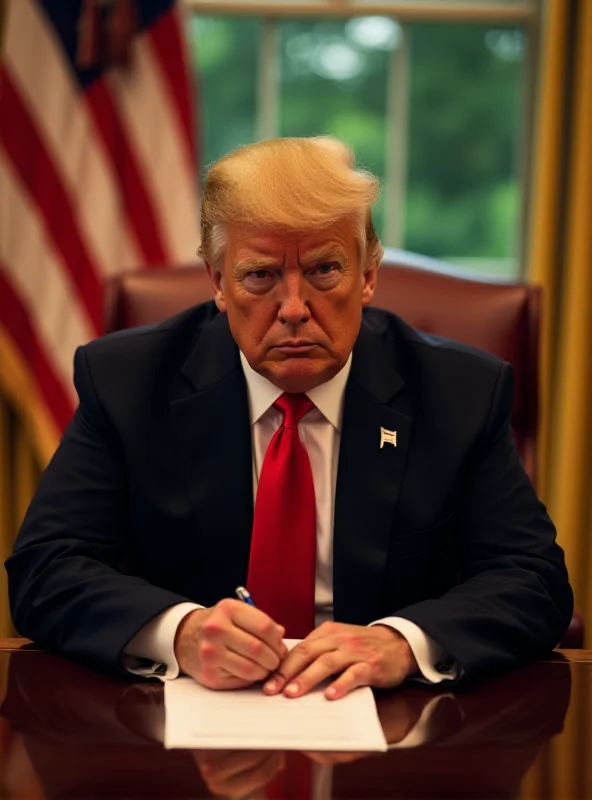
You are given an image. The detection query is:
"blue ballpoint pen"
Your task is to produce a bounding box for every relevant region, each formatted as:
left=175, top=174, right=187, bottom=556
left=235, top=586, right=256, bottom=606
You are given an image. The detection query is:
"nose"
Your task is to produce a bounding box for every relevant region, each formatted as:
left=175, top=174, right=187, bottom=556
left=277, top=271, right=311, bottom=325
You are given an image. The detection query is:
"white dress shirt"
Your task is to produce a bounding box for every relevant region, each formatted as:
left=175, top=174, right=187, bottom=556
left=124, top=353, right=458, bottom=683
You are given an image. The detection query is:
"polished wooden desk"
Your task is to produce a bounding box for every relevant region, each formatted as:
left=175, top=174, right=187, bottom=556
left=0, top=641, right=590, bottom=799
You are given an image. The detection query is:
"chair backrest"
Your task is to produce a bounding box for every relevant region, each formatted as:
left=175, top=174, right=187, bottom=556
left=103, top=251, right=540, bottom=484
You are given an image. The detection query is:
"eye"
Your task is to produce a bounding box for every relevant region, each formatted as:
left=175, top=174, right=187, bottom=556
left=249, top=269, right=273, bottom=280
left=242, top=268, right=277, bottom=294
left=313, top=262, right=339, bottom=275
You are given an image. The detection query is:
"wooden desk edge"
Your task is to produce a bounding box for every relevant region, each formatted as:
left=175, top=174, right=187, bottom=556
left=0, top=639, right=590, bottom=660
left=0, top=638, right=36, bottom=650
left=548, top=648, right=592, bottom=662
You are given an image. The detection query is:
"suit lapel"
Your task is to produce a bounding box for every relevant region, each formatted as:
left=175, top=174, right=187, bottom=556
left=333, top=321, right=412, bottom=624
left=170, top=313, right=254, bottom=600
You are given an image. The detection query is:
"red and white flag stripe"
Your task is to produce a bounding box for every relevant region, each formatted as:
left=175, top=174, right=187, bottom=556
left=0, top=0, right=199, bottom=463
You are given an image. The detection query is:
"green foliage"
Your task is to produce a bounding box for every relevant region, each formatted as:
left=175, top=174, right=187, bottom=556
left=188, top=17, right=261, bottom=167
left=187, top=16, right=524, bottom=275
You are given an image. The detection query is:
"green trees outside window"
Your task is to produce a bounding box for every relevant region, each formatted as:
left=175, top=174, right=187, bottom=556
left=187, top=17, right=525, bottom=276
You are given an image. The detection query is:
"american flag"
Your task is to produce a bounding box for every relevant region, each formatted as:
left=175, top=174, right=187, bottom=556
left=0, top=0, right=199, bottom=463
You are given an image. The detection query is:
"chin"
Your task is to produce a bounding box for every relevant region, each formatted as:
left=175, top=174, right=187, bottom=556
left=265, top=360, right=338, bottom=393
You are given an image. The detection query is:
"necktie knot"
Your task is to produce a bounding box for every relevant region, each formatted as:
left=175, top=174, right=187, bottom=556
left=274, top=393, right=314, bottom=428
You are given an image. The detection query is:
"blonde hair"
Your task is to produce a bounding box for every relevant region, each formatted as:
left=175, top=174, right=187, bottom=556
left=198, top=136, right=383, bottom=269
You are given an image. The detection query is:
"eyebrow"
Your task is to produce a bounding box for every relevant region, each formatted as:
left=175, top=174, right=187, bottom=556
left=299, top=244, right=349, bottom=267
left=233, top=243, right=350, bottom=274
left=233, top=256, right=281, bottom=275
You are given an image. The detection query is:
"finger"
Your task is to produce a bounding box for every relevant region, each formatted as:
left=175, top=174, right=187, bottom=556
left=224, top=600, right=286, bottom=654
left=223, top=626, right=284, bottom=672
left=199, top=648, right=270, bottom=687
left=283, top=650, right=356, bottom=698
left=268, top=623, right=355, bottom=691
left=220, top=649, right=272, bottom=683
left=200, top=669, right=254, bottom=690
left=263, top=637, right=331, bottom=695
left=324, top=663, right=373, bottom=700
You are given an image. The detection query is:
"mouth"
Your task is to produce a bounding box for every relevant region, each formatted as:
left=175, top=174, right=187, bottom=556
left=272, top=340, right=318, bottom=355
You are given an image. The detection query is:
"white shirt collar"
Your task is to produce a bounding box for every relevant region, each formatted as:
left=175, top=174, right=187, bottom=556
left=239, top=351, right=352, bottom=431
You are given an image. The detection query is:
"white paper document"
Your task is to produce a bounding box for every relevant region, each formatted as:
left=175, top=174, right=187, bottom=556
left=164, top=680, right=387, bottom=751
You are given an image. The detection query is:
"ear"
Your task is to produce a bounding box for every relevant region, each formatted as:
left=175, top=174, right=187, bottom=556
left=205, top=261, right=227, bottom=312
left=361, top=260, right=379, bottom=307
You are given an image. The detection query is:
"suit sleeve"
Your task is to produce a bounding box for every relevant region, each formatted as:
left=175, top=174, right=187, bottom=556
left=394, top=362, right=573, bottom=682
left=5, top=346, right=191, bottom=675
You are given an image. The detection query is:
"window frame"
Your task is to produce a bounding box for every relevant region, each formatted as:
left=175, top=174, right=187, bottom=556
left=182, top=1, right=536, bottom=23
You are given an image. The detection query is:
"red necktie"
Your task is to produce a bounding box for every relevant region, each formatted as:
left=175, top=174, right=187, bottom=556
left=266, top=752, right=312, bottom=800
left=247, top=393, right=316, bottom=638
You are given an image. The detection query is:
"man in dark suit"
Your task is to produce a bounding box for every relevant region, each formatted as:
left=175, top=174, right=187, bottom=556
left=6, top=137, right=572, bottom=698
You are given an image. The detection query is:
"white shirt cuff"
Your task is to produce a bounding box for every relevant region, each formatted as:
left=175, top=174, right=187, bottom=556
left=369, top=616, right=460, bottom=683
left=122, top=602, right=203, bottom=681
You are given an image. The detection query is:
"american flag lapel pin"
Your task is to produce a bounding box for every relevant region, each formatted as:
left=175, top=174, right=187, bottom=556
left=380, top=427, right=397, bottom=448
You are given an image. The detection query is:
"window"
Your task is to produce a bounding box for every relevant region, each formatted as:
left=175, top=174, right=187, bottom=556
left=184, top=1, right=535, bottom=277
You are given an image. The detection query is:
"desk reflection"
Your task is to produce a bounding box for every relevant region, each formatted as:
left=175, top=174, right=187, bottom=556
left=0, top=650, right=571, bottom=799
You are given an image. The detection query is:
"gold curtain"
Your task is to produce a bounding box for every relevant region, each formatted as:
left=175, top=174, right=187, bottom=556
left=0, top=398, right=42, bottom=639
left=0, top=334, right=63, bottom=641
left=527, top=0, right=592, bottom=646
left=0, top=331, right=54, bottom=639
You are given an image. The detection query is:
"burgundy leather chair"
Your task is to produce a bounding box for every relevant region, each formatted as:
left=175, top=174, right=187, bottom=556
left=103, top=250, right=584, bottom=648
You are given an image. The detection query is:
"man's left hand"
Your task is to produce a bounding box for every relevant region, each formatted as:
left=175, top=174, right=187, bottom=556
left=263, top=622, right=418, bottom=700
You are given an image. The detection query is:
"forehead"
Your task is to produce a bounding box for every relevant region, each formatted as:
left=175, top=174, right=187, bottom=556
left=226, top=217, right=359, bottom=262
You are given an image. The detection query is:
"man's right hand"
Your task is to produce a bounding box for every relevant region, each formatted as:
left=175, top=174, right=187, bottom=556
left=174, top=600, right=287, bottom=689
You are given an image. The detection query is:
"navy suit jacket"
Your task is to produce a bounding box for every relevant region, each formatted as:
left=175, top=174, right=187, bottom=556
left=6, top=304, right=573, bottom=681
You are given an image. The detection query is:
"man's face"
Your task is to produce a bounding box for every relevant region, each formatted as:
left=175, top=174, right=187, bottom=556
left=206, top=216, right=378, bottom=392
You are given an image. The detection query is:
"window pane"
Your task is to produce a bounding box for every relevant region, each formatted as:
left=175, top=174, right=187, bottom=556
left=405, top=24, right=525, bottom=275
left=278, top=19, right=391, bottom=239
left=186, top=16, right=260, bottom=176
left=187, top=14, right=526, bottom=277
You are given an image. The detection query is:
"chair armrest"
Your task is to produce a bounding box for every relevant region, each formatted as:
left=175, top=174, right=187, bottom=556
left=559, top=610, right=585, bottom=649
